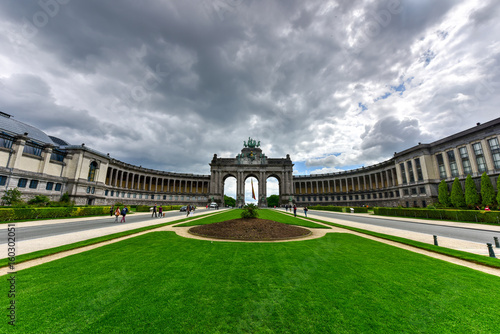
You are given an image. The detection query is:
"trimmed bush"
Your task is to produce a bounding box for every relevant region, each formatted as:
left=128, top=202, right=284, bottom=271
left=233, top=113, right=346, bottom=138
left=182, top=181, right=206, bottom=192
left=481, top=172, right=496, bottom=206
left=438, top=180, right=451, bottom=207
left=241, top=203, right=259, bottom=218
left=373, top=207, right=500, bottom=224
left=450, top=177, right=465, bottom=208
left=465, top=174, right=479, bottom=208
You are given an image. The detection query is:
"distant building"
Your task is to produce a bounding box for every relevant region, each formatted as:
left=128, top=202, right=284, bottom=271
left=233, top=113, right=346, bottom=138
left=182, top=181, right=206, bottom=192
left=0, top=111, right=498, bottom=207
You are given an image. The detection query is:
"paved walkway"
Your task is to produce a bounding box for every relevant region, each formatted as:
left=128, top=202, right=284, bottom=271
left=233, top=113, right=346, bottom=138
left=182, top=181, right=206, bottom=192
left=2, top=209, right=500, bottom=277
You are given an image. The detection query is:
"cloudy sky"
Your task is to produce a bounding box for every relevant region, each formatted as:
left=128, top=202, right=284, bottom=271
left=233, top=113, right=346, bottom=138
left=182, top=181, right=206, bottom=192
left=1, top=0, right=499, bottom=182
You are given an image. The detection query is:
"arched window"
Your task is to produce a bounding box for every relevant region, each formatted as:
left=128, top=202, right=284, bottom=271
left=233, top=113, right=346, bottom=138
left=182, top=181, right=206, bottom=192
left=88, top=161, right=98, bottom=182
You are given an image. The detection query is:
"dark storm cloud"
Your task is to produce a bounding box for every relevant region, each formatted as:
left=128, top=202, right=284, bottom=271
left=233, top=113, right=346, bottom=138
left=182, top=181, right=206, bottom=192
left=0, top=0, right=497, bottom=174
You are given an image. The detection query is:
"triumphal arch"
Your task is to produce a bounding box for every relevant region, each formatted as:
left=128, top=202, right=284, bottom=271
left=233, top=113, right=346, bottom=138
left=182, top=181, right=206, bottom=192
left=209, top=138, right=294, bottom=207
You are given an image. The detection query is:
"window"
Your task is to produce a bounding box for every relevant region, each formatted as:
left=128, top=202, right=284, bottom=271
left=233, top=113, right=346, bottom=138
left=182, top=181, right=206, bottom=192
left=403, top=189, right=409, bottom=196
left=23, top=142, right=43, bottom=156
left=127, top=193, right=131, bottom=198
left=163, top=195, right=166, bottom=200
left=419, top=187, right=426, bottom=194
left=411, top=188, right=417, bottom=195
left=18, top=178, right=27, bottom=188
left=50, top=149, right=65, bottom=162
left=436, top=154, right=447, bottom=179
left=373, top=194, right=377, bottom=199
left=0, top=133, right=13, bottom=149
left=0, top=175, right=7, bottom=186
left=29, top=180, right=38, bottom=189
left=105, top=190, right=109, bottom=196
left=55, top=183, right=62, bottom=191
left=400, top=163, right=407, bottom=184
left=133, top=193, right=137, bottom=198
left=459, top=147, right=472, bottom=174
left=46, top=182, right=54, bottom=190
left=488, top=137, right=500, bottom=169
left=447, top=151, right=458, bottom=177
left=407, top=161, right=415, bottom=183
left=472, top=142, right=487, bottom=172
left=367, top=194, right=371, bottom=199
left=111, top=190, right=114, bottom=196
left=337, top=196, right=341, bottom=201
left=86, top=186, right=91, bottom=193
left=415, top=158, right=423, bottom=181
left=88, top=161, right=98, bottom=182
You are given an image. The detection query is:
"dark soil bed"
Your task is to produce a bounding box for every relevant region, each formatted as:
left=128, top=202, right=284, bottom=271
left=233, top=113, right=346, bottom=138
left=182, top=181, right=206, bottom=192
left=188, top=218, right=311, bottom=241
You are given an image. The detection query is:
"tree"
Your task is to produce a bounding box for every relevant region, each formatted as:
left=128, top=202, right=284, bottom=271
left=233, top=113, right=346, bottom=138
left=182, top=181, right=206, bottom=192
left=480, top=172, right=495, bottom=206
left=1, top=188, right=23, bottom=205
left=497, top=176, right=500, bottom=208
left=241, top=203, right=259, bottom=219
left=60, top=192, right=71, bottom=203
left=465, top=174, right=479, bottom=208
left=267, top=194, right=280, bottom=207
left=450, top=178, right=465, bottom=208
left=224, top=195, right=236, bottom=208
left=438, top=180, right=451, bottom=207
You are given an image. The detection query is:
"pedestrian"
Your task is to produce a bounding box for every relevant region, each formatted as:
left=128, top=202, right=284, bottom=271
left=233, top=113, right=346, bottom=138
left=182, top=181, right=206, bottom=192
left=293, top=204, right=297, bottom=217
left=304, top=206, right=308, bottom=217
left=114, top=206, right=121, bottom=223
left=110, top=205, right=114, bottom=216
left=158, top=205, right=163, bottom=218
left=120, top=206, right=128, bottom=223
left=191, top=205, right=195, bottom=216
left=206, top=204, right=208, bottom=209
left=485, top=205, right=491, bottom=211
left=186, top=204, right=191, bottom=217
left=152, top=204, right=157, bottom=218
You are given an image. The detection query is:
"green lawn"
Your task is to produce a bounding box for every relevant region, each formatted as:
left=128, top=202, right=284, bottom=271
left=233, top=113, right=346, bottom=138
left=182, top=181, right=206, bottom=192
left=176, top=209, right=330, bottom=229
left=3, top=231, right=500, bottom=333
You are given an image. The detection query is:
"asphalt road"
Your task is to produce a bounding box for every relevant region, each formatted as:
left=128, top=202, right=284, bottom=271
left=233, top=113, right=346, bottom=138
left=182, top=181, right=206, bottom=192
left=2, top=208, right=220, bottom=242
left=307, top=210, right=500, bottom=244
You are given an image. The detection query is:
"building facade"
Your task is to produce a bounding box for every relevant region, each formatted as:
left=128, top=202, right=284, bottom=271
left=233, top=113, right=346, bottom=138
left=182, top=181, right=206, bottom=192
left=0, top=112, right=498, bottom=207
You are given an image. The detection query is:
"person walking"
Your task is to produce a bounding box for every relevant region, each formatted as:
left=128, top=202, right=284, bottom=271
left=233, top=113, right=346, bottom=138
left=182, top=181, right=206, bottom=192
left=120, top=206, right=129, bottom=223
left=152, top=204, right=157, bottom=218
left=114, top=206, right=121, bottom=223
left=109, top=205, right=114, bottom=216
left=158, top=205, right=163, bottom=218
left=293, top=204, right=297, bottom=217
left=304, top=206, right=308, bottom=217
left=186, top=204, right=191, bottom=217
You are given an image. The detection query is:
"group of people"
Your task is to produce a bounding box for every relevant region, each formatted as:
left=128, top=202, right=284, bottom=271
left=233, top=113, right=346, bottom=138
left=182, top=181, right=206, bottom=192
left=282, top=204, right=308, bottom=217
left=109, top=205, right=129, bottom=223
left=186, top=204, right=195, bottom=217
left=151, top=204, right=164, bottom=218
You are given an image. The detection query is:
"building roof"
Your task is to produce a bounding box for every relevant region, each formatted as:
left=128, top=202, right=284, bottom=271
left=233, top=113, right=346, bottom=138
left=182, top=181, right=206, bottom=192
left=0, top=112, right=64, bottom=146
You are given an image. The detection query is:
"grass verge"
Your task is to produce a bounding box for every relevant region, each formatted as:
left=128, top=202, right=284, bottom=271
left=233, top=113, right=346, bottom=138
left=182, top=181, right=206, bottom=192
left=278, top=210, right=500, bottom=269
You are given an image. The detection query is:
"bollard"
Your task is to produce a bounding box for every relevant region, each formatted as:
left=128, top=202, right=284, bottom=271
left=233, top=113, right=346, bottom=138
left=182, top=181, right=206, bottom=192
left=433, top=235, right=438, bottom=246
left=487, top=243, right=496, bottom=258
left=494, top=237, right=500, bottom=249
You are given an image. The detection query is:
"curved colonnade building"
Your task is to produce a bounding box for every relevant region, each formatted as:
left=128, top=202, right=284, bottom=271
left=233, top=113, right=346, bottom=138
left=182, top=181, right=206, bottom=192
left=0, top=111, right=498, bottom=207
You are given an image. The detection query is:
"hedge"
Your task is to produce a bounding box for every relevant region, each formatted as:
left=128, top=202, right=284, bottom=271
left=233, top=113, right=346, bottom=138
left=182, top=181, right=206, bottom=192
left=309, top=205, right=369, bottom=213
left=0, top=206, right=110, bottom=222
left=373, top=207, right=500, bottom=224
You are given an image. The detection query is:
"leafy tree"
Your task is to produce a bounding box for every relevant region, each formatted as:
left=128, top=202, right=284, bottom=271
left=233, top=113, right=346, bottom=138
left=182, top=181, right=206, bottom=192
left=241, top=203, right=259, bottom=219
left=28, top=195, right=51, bottom=206
left=497, top=177, right=500, bottom=208
left=450, top=178, right=465, bottom=208
left=465, top=175, right=479, bottom=208
left=480, top=172, right=495, bottom=206
left=438, top=180, right=451, bottom=207
left=1, top=188, right=23, bottom=205
left=60, top=192, right=71, bottom=203
left=267, top=194, right=280, bottom=207
left=224, top=195, right=236, bottom=208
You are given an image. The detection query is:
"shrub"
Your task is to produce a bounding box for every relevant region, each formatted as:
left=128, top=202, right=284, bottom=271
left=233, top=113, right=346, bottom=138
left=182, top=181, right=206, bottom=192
left=28, top=195, right=51, bottom=206
left=450, top=177, right=465, bottom=208
left=60, top=192, right=71, bottom=203
left=241, top=203, right=259, bottom=219
left=309, top=205, right=368, bottom=213
left=373, top=207, right=500, bottom=224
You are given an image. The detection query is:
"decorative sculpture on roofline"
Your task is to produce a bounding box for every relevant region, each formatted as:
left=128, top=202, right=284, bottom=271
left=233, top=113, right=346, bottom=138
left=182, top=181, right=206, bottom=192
left=244, top=137, right=260, bottom=148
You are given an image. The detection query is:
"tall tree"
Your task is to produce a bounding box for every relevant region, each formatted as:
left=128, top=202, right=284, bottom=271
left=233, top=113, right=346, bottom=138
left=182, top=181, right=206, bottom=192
left=480, top=172, right=495, bottom=206
left=438, top=179, right=451, bottom=207
left=497, top=177, right=500, bottom=208
left=267, top=194, right=280, bottom=207
left=450, top=177, right=465, bottom=208
left=465, top=174, right=479, bottom=208
left=224, top=195, right=236, bottom=208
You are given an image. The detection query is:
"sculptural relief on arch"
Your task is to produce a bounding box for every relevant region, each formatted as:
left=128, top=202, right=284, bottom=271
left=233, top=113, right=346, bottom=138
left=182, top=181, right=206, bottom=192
left=209, top=138, right=294, bottom=207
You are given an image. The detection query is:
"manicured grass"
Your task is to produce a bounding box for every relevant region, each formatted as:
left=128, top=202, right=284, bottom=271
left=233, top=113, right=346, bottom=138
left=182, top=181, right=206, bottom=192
left=175, top=209, right=330, bottom=229
left=287, top=211, right=500, bottom=269
left=0, top=211, right=224, bottom=268
left=3, top=232, right=500, bottom=333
